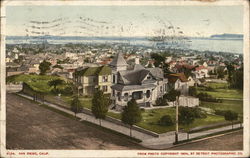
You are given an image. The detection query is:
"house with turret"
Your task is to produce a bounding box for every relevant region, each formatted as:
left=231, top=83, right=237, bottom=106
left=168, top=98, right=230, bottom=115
left=110, top=53, right=168, bottom=110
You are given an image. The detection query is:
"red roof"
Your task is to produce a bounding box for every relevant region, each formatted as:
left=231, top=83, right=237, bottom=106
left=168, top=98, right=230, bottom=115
left=167, top=72, right=188, bottom=83
left=195, top=65, right=206, bottom=71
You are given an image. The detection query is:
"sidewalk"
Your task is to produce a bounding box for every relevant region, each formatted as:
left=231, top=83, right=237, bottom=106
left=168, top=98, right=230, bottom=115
left=17, top=93, right=243, bottom=149
left=18, top=93, right=155, bottom=141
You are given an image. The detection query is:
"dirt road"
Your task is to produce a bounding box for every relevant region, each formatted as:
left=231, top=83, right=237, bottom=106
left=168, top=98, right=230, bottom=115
left=170, top=130, right=243, bottom=150
left=6, top=93, right=144, bottom=150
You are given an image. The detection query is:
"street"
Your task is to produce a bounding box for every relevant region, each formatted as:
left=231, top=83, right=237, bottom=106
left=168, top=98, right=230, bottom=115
left=6, top=93, right=144, bottom=150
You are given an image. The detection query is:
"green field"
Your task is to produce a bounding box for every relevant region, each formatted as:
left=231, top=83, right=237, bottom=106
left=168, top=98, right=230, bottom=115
left=197, top=82, right=243, bottom=99
left=7, top=74, right=68, bottom=93
left=135, top=107, right=225, bottom=134
left=200, top=100, right=243, bottom=116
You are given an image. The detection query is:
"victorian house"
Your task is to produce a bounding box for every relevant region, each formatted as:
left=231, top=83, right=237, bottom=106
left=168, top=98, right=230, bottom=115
left=110, top=53, right=168, bottom=111
left=74, top=66, right=112, bottom=96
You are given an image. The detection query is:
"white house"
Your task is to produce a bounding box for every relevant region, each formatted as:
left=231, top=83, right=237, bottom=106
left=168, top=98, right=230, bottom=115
left=110, top=53, right=168, bottom=110
left=193, top=65, right=209, bottom=79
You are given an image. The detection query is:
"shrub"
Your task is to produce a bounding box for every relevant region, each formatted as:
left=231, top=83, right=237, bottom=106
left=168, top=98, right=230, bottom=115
left=191, top=107, right=207, bottom=119
left=197, top=92, right=220, bottom=102
left=60, top=86, right=73, bottom=95
left=155, top=98, right=168, bottom=106
left=158, top=115, right=174, bottom=126
left=215, top=109, right=228, bottom=116
left=205, top=86, right=215, bottom=91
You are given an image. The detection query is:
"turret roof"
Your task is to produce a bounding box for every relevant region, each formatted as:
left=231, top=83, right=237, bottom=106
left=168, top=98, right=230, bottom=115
left=109, top=52, right=128, bottom=67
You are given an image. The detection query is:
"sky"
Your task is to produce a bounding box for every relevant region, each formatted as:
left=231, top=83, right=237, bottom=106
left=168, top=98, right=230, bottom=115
left=6, top=5, right=243, bottom=37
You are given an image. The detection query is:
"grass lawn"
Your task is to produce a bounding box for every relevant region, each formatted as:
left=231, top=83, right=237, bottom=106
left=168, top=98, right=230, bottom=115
left=200, top=100, right=243, bottom=117
left=60, top=95, right=92, bottom=109
left=7, top=74, right=67, bottom=93
left=136, top=107, right=226, bottom=134
left=197, top=82, right=243, bottom=99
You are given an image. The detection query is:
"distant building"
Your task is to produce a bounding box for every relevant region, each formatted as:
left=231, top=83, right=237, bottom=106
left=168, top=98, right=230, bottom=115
left=167, top=73, right=189, bottom=96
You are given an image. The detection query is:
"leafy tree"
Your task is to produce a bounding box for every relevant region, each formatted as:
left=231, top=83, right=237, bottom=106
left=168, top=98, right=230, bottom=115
left=165, top=89, right=181, bottom=105
left=151, top=53, right=165, bottom=67
left=48, top=79, right=65, bottom=92
left=158, top=115, right=173, bottom=126
left=229, top=68, right=243, bottom=90
left=189, top=86, right=197, bottom=96
left=70, top=96, right=83, bottom=117
left=39, top=60, right=51, bottom=75
left=179, top=106, right=196, bottom=139
left=162, top=63, right=171, bottom=75
left=216, top=67, right=225, bottom=79
left=224, top=110, right=238, bottom=129
left=91, top=89, right=110, bottom=126
left=226, top=63, right=235, bottom=81
left=121, top=99, right=142, bottom=137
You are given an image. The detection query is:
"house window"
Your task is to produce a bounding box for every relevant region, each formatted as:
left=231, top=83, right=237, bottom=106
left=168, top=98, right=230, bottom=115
left=117, top=92, right=121, bottom=101
left=147, top=76, right=151, bottom=80
left=124, top=93, right=129, bottom=101
left=146, top=90, right=150, bottom=98
left=160, top=86, right=163, bottom=92
left=132, top=91, right=143, bottom=100
left=112, top=90, right=115, bottom=97
left=102, top=85, right=108, bottom=92
left=102, top=76, right=108, bottom=82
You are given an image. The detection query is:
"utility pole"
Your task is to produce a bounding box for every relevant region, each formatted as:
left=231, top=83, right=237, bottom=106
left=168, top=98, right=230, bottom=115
left=175, top=96, right=179, bottom=143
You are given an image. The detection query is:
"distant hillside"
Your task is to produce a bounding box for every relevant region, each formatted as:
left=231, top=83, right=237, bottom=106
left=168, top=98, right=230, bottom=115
left=210, top=33, right=243, bottom=39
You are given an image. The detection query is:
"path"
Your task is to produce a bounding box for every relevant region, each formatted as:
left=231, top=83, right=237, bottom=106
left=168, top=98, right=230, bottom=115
left=17, top=93, right=243, bottom=149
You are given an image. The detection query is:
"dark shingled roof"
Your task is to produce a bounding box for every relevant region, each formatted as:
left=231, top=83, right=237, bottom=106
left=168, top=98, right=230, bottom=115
left=118, top=69, right=150, bottom=85
left=109, top=52, right=128, bottom=67
left=76, top=66, right=111, bottom=76
left=147, top=68, right=164, bottom=79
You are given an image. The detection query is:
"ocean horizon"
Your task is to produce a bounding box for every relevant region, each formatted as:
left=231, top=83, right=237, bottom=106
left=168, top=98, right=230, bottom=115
left=6, top=35, right=243, bottom=54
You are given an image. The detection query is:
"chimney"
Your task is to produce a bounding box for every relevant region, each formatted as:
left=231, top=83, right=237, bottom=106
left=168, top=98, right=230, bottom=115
left=135, top=57, right=140, bottom=64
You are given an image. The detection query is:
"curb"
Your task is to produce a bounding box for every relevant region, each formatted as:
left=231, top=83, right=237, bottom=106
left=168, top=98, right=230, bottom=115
left=167, top=128, right=243, bottom=149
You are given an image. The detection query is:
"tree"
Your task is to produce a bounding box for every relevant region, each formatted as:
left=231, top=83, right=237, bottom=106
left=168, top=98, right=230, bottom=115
left=216, top=67, right=225, bottom=79
left=70, top=96, right=83, bottom=117
left=39, top=60, right=51, bottom=75
left=48, top=79, right=65, bottom=92
left=91, top=89, right=110, bottom=126
left=229, top=68, right=243, bottom=90
left=165, top=89, right=181, bottom=104
left=224, top=110, right=238, bottom=129
left=121, top=99, right=142, bottom=137
left=179, top=107, right=196, bottom=140
left=226, top=63, right=235, bottom=81
left=151, top=53, right=165, bottom=67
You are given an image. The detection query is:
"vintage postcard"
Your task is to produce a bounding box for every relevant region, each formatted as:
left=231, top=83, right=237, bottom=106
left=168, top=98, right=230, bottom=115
left=0, top=0, right=249, bottom=157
